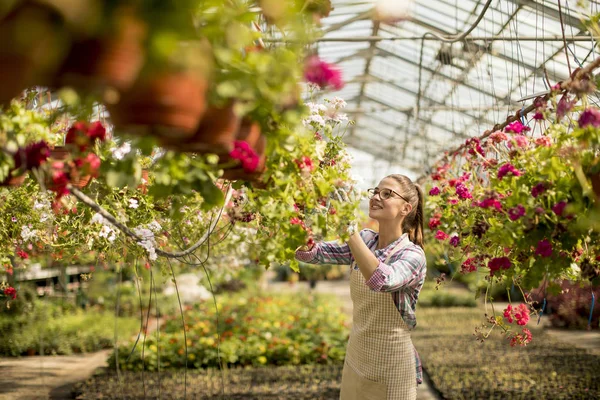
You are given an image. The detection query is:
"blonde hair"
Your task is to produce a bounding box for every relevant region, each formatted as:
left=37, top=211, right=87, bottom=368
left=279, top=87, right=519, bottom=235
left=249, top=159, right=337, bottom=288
left=386, top=174, right=425, bottom=249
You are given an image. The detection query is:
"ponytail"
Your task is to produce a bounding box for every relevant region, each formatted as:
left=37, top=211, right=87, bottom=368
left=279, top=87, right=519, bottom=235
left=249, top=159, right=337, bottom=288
left=411, top=185, right=425, bottom=249
left=388, top=174, right=425, bottom=249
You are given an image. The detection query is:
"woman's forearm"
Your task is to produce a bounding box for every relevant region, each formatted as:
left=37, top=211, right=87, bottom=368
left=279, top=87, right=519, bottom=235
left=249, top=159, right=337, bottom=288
left=347, top=232, right=380, bottom=281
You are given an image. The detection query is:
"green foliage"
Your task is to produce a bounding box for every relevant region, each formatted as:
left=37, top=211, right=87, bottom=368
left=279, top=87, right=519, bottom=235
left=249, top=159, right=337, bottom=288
left=111, top=291, right=349, bottom=371
left=0, top=297, right=138, bottom=356
left=418, top=282, right=477, bottom=308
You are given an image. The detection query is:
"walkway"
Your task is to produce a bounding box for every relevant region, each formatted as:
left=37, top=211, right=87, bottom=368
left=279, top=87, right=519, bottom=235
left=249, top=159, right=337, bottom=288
left=265, top=278, right=442, bottom=400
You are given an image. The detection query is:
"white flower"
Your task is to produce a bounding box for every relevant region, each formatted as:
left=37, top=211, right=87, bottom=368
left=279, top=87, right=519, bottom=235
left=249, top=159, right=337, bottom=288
left=99, top=225, right=117, bottom=242
left=110, top=142, right=131, bottom=160
left=329, top=97, right=347, bottom=110
left=133, top=226, right=158, bottom=260
left=128, top=199, right=139, bottom=209
left=21, top=225, right=37, bottom=242
left=91, top=213, right=108, bottom=225
left=327, top=112, right=348, bottom=123
left=306, top=102, right=327, bottom=115
left=34, top=198, right=51, bottom=210
left=39, top=212, right=51, bottom=223
left=147, top=221, right=162, bottom=233
left=306, top=83, right=321, bottom=93
left=302, top=114, right=326, bottom=128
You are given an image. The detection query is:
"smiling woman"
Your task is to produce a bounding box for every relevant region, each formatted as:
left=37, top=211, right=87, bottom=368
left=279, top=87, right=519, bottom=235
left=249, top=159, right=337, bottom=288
left=295, top=174, right=427, bottom=400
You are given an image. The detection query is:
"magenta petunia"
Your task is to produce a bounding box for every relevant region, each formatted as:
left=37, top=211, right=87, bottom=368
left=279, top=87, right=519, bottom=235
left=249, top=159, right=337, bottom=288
left=449, top=235, right=460, bottom=247
left=508, top=204, right=526, bottom=221
left=488, top=257, right=512, bottom=275
left=505, top=121, right=531, bottom=134
left=535, top=239, right=553, bottom=258
left=455, top=182, right=472, bottom=200
left=304, top=55, right=344, bottom=90
left=429, top=187, right=441, bottom=196
left=435, top=230, right=449, bottom=240
left=477, top=197, right=503, bottom=211
left=229, top=140, right=260, bottom=173
left=578, top=108, right=600, bottom=128
left=497, top=163, right=522, bottom=180
left=531, top=182, right=548, bottom=198
left=552, top=201, right=567, bottom=217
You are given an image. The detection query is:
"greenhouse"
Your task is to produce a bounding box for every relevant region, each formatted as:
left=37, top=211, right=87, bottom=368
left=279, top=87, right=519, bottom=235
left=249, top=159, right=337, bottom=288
left=0, top=0, right=599, bottom=399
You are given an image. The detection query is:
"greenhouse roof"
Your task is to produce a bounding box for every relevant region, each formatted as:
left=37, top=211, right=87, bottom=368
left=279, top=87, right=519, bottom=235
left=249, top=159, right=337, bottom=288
left=317, top=0, right=600, bottom=175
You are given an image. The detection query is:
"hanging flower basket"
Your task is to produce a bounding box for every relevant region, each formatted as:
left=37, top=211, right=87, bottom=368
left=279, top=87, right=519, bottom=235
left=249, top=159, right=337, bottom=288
left=0, top=173, right=27, bottom=187
left=56, top=7, right=147, bottom=93
left=108, top=71, right=208, bottom=140
left=162, top=102, right=240, bottom=153
left=0, top=2, right=70, bottom=105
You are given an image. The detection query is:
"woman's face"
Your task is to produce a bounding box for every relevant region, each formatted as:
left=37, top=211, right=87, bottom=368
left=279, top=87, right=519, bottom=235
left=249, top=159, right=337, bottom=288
left=368, top=177, right=412, bottom=222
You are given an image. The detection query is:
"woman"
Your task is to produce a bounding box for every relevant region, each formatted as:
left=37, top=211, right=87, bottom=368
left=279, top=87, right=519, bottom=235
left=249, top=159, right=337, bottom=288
left=295, top=174, right=427, bottom=400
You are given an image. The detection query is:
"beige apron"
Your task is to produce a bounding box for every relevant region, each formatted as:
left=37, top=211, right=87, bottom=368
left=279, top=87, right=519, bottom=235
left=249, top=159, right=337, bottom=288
left=340, top=236, right=417, bottom=400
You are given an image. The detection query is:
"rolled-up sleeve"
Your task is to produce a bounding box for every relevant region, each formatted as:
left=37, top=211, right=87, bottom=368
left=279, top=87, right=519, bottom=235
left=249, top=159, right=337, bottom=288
left=365, top=245, right=426, bottom=292
left=295, top=229, right=376, bottom=265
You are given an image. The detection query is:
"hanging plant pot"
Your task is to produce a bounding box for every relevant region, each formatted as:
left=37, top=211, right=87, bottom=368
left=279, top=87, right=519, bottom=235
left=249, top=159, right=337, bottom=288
left=108, top=72, right=208, bottom=140
left=56, top=7, right=147, bottom=93
left=591, top=172, right=600, bottom=200
left=0, top=2, right=71, bottom=105
left=162, top=102, right=240, bottom=153
left=0, top=173, right=27, bottom=187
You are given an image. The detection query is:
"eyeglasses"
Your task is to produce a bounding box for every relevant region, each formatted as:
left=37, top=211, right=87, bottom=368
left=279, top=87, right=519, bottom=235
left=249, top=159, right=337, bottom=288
left=367, top=188, right=408, bottom=202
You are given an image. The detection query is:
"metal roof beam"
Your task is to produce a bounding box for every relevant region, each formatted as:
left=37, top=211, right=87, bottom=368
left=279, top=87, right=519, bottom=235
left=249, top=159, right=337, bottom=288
left=322, top=10, right=373, bottom=33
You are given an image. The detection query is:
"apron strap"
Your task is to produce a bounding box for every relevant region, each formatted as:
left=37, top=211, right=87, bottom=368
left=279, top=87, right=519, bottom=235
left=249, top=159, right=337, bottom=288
left=383, top=234, right=411, bottom=264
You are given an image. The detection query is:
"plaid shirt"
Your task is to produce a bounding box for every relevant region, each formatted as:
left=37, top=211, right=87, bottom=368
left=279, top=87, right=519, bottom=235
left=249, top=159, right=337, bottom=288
left=296, top=229, right=427, bottom=384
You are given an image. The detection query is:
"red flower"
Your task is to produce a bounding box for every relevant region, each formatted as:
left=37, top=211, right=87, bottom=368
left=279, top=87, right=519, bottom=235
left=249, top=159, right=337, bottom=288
left=3, top=287, right=17, bottom=300
left=497, top=163, right=522, bottom=180
left=552, top=201, right=567, bottom=217
left=428, top=217, right=441, bottom=230
left=488, top=257, right=511, bottom=275
left=303, top=55, right=344, bottom=90
left=535, top=239, right=552, bottom=258
left=15, top=140, right=50, bottom=170
left=509, top=328, right=532, bottom=347
left=449, top=236, right=460, bottom=247
left=294, top=156, right=315, bottom=172
left=229, top=141, right=260, bottom=173
left=531, top=182, right=548, bottom=198
left=429, top=187, right=440, bottom=196
left=477, top=197, right=503, bottom=211
left=505, top=121, right=530, bottom=134
left=435, top=230, right=449, bottom=240
left=16, top=249, right=29, bottom=259
left=65, top=121, right=107, bottom=152
left=74, top=153, right=102, bottom=177
left=508, top=205, right=526, bottom=221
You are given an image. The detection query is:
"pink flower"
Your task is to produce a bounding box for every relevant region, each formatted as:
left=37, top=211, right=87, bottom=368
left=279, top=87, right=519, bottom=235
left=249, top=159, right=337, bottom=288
left=505, top=121, right=531, bottom=134
left=429, top=187, right=441, bottom=196
left=578, top=108, right=600, bottom=128
left=428, top=217, right=441, bottom=230
left=294, top=156, right=315, bottom=173
left=74, top=153, right=101, bottom=177
left=557, top=94, right=575, bottom=120
left=535, top=239, right=552, bottom=258
left=488, top=257, right=511, bottom=275
left=531, top=182, right=548, bottom=197
left=66, top=121, right=106, bottom=152
left=535, top=136, right=552, bottom=147
left=304, top=55, right=344, bottom=90
left=466, top=137, right=485, bottom=157
left=87, top=121, right=107, bottom=142
left=509, top=328, right=532, bottom=347
left=455, top=183, right=472, bottom=200
left=497, top=163, right=522, bottom=180
left=229, top=141, right=260, bottom=173
left=3, top=287, right=17, bottom=300
left=508, top=134, right=529, bottom=150
left=435, top=230, right=449, bottom=240
left=477, top=197, right=503, bottom=211
left=460, top=257, right=481, bottom=274
left=489, top=131, right=507, bottom=143
left=508, top=205, right=525, bottom=221
left=552, top=201, right=567, bottom=216
left=514, top=304, right=530, bottom=326
left=449, top=236, right=460, bottom=247
left=16, top=249, right=28, bottom=260
left=503, top=304, right=514, bottom=323
left=447, top=198, right=459, bottom=205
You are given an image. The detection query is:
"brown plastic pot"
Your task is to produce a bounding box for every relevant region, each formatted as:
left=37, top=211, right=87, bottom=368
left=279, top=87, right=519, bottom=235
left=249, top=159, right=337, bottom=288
left=591, top=172, right=600, bottom=199
left=0, top=173, right=27, bottom=187
left=56, top=7, right=147, bottom=92
left=162, top=102, right=240, bottom=153
left=108, top=72, right=208, bottom=140
left=0, top=3, right=70, bottom=105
